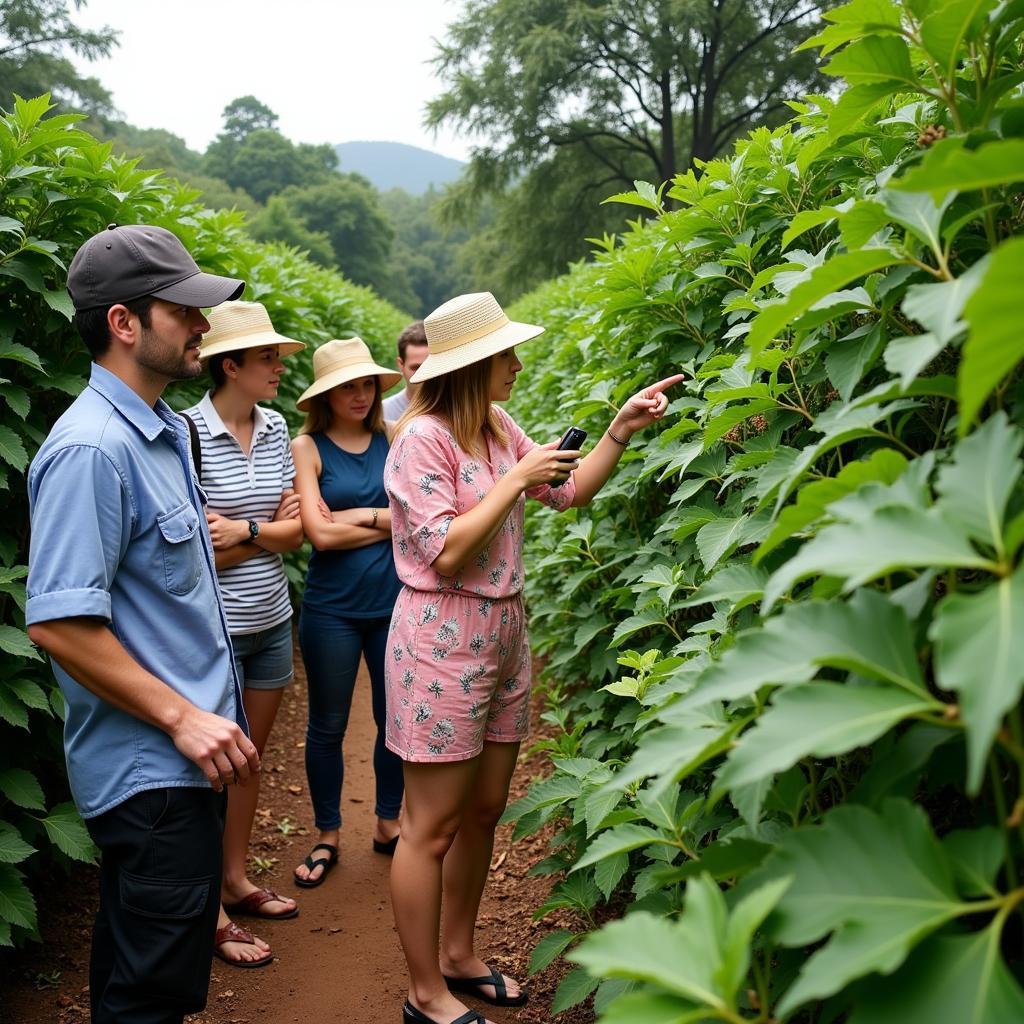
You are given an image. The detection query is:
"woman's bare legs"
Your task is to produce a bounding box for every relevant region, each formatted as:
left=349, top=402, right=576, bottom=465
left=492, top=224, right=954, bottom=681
left=221, top=687, right=297, bottom=915
left=391, top=756, right=495, bottom=1024
left=440, top=741, right=522, bottom=1001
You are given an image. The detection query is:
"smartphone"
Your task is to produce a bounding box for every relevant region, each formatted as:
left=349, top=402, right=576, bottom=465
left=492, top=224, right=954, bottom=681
left=551, top=426, right=587, bottom=486
left=557, top=426, right=588, bottom=451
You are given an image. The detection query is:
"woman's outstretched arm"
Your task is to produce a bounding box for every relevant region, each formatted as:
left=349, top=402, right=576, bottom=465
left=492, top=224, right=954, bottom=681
left=571, top=374, right=684, bottom=507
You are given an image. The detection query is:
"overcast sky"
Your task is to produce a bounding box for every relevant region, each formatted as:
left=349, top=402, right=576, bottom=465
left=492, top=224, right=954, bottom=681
left=74, top=0, right=473, bottom=159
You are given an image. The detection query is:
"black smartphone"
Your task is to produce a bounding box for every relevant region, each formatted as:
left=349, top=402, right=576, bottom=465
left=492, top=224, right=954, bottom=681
left=557, top=426, right=588, bottom=451
left=551, top=426, right=587, bottom=486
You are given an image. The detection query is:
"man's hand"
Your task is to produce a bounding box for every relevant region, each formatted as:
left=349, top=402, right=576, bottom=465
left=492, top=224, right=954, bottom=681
left=205, top=512, right=250, bottom=549
left=273, top=488, right=301, bottom=521
left=170, top=706, right=260, bottom=792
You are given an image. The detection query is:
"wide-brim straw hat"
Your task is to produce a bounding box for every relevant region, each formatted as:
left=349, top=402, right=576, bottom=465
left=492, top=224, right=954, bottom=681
left=410, top=292, right=544, bottom=383
left=296, top=337, right=402, bottom=411
left=199, top=300, right=306, bottom=361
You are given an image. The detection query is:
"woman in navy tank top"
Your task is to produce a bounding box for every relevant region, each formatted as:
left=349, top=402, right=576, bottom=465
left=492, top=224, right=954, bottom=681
left=291, top=338, right=406, bottom=887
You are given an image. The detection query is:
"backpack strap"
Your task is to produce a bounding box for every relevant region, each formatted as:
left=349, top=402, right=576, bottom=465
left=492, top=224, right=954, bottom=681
left=182, top=412, right=202, bottom=482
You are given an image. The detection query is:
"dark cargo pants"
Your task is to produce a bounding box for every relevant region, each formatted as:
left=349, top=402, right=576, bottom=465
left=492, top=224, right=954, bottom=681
left=85, top=786, right=226, bottom=1024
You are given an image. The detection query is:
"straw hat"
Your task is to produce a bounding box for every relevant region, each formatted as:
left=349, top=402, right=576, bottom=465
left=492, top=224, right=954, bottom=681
left=199, top=300, right=306, bottom=361
left=296, top=337, right=402, bottom=411
left=410, top=292, right=544, bottom=383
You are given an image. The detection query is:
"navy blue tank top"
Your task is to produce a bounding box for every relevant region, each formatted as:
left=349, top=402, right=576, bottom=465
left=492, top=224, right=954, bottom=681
left=303, top=431, right=401, bottom=618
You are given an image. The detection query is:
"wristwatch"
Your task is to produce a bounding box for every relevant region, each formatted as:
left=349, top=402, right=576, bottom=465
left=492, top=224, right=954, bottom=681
left=247, top=519, right=260, bottom=540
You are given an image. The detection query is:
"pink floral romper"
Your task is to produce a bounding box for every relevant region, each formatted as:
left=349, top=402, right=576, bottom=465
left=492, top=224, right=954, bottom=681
left=383, top=408, right=576, bottom=762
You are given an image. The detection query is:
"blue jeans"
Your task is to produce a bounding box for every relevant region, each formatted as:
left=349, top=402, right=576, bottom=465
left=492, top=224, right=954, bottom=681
left=298, top=605, right=404, bottom=830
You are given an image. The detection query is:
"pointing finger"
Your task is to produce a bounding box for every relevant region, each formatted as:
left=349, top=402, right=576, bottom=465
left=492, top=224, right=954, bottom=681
left=648, top=374, right=686, bottom=394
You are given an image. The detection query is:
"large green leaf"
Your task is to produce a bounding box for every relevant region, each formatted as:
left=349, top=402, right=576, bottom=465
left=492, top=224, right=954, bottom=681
left=881, top=189, right=955, bottom=256
left=682, top=589, right=928, bottom=709
left=900, top=256, right=989, bottom=349
left=0, top=863, right=36, bottom=931
left=0, top=768, right=44, bottom=811
left=767, top=399, right=919, bottom=513
left=718, top=878, right=792, bottom=1006
left=500, top=774, right=580, bottom=824
left=677, top=563, right=767, bottom=614
left=597, top=719, right=737, bottom=793
left=568, top=880, right=722, bottom=1008
left=0, top=624, right=41, bottom=660
left=848, top=928, right=1024, bottom=1024
left=746, top=250, right=905, bottom=356
left=823, top=35, right=918, bottom=88
left=529, top=928, right=576, bottom=975
left=597, top=991, right=702, bottom=1024
left=694, top=513, right=771, bottom=572
left=919, top=0, right=995, bottom=73
left=0, top=424, right=27, bottom=472
left=799, top=0, right=904, bottom=55
left=572, top=824, right=668, bottom=872
left=930, top=567, right=1024, bottom=792
left=551, top=967, right=600, bottom=1014
left=0, top=822, right=34, bottom=865
left=764, top=506, right=994, bottom=609
left=960, top=236, right=1024, bottom=431
left=935, top=411, right=1022, bottom=553
left=716, top=683, right=937, bottom=792
left=894, top=138, right=1024, bottom=196
left=40, top=802, right=97, bottom=863
left=750, top=800, right=972, bottom=1014
left=755, top=448, right=908, bottom=560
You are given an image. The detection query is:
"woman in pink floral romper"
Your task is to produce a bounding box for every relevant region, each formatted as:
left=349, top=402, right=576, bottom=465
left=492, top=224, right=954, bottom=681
left=384, top=292, right=682, bottom=1024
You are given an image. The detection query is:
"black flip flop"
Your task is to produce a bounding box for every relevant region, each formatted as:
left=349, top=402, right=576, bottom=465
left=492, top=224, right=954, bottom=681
left=373, top=834, right=399, bottom=856
left=402, top=1000, right=483, bottom=1024
left=444, top=964, right=528, bottom=1007
left=294, top=842, right=338, bottom=888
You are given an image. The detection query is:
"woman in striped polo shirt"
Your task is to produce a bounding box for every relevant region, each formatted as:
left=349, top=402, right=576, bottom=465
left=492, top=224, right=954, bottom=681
left=183, top=301, right=306, bottom=968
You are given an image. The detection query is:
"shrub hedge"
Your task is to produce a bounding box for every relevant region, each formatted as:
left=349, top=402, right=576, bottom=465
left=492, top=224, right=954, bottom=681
left=504, top=0, right=1024, bottom=1018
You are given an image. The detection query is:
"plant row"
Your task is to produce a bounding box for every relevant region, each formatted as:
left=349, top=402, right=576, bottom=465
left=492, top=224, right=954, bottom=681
left=505, top=0, right=1024, bottom=1019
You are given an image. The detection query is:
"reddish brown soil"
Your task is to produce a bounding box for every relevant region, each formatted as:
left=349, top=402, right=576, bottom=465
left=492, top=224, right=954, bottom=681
left=3, top=652, right=596, bottom=1024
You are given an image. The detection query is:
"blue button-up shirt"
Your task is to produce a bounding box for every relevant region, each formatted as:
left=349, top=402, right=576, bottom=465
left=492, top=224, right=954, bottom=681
left=27, top=364, right=245, bottom=818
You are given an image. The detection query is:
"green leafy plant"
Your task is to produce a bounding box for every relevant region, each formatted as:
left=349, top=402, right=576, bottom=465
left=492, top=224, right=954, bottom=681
left=502, top=0, right=1024, bottom=1018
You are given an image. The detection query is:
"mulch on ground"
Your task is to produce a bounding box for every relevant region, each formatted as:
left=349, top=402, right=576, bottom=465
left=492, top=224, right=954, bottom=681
left=2, top=649, right=597, bottom=1024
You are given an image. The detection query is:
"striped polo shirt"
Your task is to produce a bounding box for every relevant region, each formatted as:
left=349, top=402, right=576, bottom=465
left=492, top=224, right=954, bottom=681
left=182, top=392, right=295, bottom=635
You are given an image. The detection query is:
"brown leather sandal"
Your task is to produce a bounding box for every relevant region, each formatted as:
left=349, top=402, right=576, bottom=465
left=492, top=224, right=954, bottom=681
left=224, top=887, right=299, bottom=920
left=213, top=921, right=273, bottom=969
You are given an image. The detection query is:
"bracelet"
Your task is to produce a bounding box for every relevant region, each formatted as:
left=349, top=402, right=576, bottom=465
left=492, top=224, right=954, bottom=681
left=607, top=428, right=629, bottom=446
left=371, top=507, right=379, bottom=528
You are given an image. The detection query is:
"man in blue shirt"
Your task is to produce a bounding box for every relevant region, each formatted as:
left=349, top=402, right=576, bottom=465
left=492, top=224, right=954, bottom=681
left=27, top=224, right=260, bottom=1024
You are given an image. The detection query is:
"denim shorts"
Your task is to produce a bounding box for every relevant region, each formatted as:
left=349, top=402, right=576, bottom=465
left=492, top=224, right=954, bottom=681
left=231, top=617, right=294, bottom=690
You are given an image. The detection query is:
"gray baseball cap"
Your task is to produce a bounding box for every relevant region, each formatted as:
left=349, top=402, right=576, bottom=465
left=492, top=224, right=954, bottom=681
left=67, top=223, right=245, bottom=312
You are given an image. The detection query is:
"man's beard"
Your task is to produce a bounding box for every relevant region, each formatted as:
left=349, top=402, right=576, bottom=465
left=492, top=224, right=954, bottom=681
left=136, top=327, right=204, bottom=381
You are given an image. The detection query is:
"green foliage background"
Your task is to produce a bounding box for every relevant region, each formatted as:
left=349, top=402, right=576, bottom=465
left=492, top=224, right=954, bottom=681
left=0, top=95, right=405, bottom=948
left=498, top=0, right=1024, bottom=1018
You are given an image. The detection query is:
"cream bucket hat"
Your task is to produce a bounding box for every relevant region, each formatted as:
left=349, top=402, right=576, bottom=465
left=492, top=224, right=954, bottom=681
left=296, top=337, right=402, bottom=411
left=410, top=292, right=544, bottom=383
left=198, top=300, right=306, bottom=361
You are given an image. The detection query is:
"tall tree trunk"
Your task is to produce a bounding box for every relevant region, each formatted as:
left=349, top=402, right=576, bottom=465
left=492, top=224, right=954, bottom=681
left=659, top=70, right=677, bottom=183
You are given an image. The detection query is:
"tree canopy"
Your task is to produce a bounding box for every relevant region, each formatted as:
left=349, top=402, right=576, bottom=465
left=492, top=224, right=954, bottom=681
left=0, top=0, right=118, bottom=113
left=428, top=0, right=825, bottom=187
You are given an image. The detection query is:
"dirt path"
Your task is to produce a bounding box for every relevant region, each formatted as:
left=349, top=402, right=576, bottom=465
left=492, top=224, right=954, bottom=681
left=4, top=648, right=594, bottom=1024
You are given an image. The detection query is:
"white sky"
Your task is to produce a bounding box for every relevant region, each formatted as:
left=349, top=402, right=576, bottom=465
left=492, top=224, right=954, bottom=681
left=74, top=0, right=473, bottom=159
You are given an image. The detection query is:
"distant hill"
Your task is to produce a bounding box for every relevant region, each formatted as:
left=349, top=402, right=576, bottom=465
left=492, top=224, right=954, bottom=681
left=334, top=141, right=465, bottom=194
